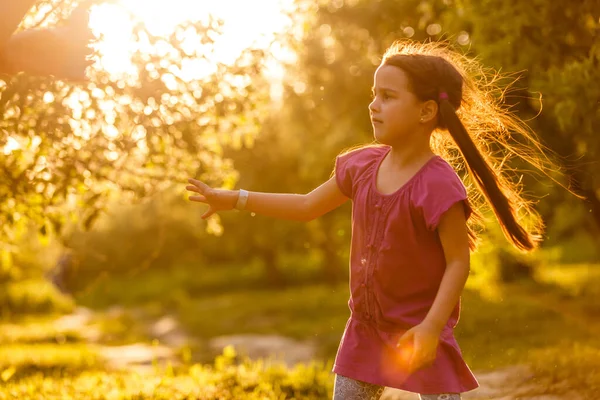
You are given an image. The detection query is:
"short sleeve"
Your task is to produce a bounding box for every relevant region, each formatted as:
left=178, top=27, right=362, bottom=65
left=414, top=164, right=472, bottom=231
left=335, top=152, right=354, bottom=198
left=334, top=146, right=384, bottom=199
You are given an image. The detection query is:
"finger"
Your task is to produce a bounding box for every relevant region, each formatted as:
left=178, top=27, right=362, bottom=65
left=408, top=340, right=424, bottom=372
left=412, top=354, right=435, bottom=373
left=397, top=330, right=413, bottom=348
left=201, top=208, right=215, bottom=219
left=186, top=185, right=204, bottom=194
left=189, top=195, right=207, bottom=203
left=188, top=178, right=210, bottom=192
left=407, top=352, right=420, bottom=373
left=405, top=338, right=418, bottom=363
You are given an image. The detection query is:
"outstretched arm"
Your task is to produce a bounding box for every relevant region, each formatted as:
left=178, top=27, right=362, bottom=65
left=186, top=175, right=349, bottom=222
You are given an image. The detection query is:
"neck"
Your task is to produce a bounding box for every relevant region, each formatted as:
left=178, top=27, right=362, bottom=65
left=386, top=134, right=434, bottom=168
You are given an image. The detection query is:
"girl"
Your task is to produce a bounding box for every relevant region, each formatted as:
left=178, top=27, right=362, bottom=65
left=186, top=40, right=551, bottom=399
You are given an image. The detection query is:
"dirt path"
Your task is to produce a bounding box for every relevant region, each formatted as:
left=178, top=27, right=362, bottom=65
left=382, top=365, right=579, bottom=399
left=54, top=307, right=579, bottom=399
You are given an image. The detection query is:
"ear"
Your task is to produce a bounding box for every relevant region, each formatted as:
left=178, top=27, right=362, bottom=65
left=419, top=100, right=438, bottom=124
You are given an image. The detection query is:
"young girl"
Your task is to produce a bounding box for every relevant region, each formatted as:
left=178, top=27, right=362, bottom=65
left=186, top=40, right=550, bottom=400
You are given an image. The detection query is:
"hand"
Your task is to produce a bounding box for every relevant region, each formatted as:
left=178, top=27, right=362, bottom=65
left=186, top=178, right=239, bottom=219
left=396, top=322, right=442, bottom=374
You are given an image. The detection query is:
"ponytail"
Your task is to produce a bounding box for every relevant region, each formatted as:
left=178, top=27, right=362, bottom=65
left=379, top=40, right=559, bottom=253
left=438, top=96, right=540, bottom=251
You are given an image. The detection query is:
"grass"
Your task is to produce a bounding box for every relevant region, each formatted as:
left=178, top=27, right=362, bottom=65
left=529, top=343, right=600, bottom=395
left=0, top=347, right=334, bottom=400
left=0, top=318, right=82, bottom=344
left=1, top=262, right=599, bottom=398
left=0, top=279, right=74, bottom=318
left=0, top=343, right=101, bottom=381
left=74, top=263, right=600, bottom=370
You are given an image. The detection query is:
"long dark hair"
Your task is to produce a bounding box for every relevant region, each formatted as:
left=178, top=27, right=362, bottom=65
left=381, top=40, right=561, bottom=252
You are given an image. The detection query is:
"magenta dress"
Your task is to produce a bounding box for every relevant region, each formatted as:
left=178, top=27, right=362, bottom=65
left=332, top=145, right=479, bottom=395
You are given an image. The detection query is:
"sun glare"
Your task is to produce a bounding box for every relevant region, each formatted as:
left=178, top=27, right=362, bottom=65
left=88, top=0, right=294, bottom=77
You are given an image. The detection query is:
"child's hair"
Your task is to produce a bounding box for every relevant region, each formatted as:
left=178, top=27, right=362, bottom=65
left=381, top=40, right=563, bottom=252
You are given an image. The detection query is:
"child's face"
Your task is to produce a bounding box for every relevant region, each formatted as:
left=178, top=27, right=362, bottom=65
left=369, top=65, right=423, bottom=145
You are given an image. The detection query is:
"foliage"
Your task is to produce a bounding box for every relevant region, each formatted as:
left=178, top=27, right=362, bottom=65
left=0, top=345, right=333, bottom=400
left=439, top=0, right=600, bottom=249
left=3, top=0, right=599, bottom=292
left=0, top=279, right=74, bottom=318
left=0, top=343, right=100, bottom=380
left=0, top=0, right=270, bottom=250
left=72, top=260, right=600, bottom=374
left=0, top=263, right=597, bottom=398
left=530, top=343, right=600, bottom=398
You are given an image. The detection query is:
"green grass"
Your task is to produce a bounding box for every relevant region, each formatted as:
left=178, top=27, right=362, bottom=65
left=457, top=288, right=597, bottom=370
left=0, top=279, right=74, bottom=318
left=75, top=264, right=352, bottom=358
left=529, top=343, right=600, bottom=396
left=74, top=262, right=272, bottom=310
left=178, top=283, right=351, bottom=360
left=0, top=343, right=101, bottom=381
left=2, top=262, right=598, bottom=398
left=75, top=263, right=600, bottom=370
left=0, top=347, right=333, bottom=400
left=88, top=311, right=150, bottom=345
left=0, top=318, right=82, bottom=345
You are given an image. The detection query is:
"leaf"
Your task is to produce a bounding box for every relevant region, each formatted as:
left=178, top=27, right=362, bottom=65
left=1, top=366, right=16, bottom=382
left=0, top=249, right=13, bottom=271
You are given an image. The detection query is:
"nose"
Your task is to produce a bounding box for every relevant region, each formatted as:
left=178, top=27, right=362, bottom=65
left=369, top=97, right=379, bottom=114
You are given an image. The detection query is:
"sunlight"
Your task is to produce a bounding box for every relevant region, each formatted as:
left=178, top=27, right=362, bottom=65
left=2, top=137, right=20, bottom=155
left=88, top=0, right=293, bottom=76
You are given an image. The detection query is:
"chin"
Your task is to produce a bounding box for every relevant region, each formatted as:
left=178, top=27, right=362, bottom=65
left=373, top=130, right=391, bottom=145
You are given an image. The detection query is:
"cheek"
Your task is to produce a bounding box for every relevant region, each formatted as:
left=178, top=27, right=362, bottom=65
left=388, top=102, right=419, bottom=122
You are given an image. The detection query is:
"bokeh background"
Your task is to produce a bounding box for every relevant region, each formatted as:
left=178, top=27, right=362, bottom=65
left=0, top=0, right=599, bottom=399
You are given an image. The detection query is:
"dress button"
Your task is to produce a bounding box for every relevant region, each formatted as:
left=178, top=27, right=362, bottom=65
left=367, top=244, right=372, bottom=249
left=375, top=204, right=381, bottom=209
left=361, top=258, right=367, bottom=265
left=360, top=283, right=365, bottom=288
left=365, top=314, right=371, bottom=320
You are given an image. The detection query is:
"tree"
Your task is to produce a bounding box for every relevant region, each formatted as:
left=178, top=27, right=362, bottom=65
left=0, top=1, right=270, bottom=261
left=282, top=0, right=599, bottom=254
left=443, top=0, right=600, bottom=238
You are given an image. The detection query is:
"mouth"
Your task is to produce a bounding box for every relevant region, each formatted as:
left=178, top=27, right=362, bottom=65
left=371, top=117, right=383, bottom=124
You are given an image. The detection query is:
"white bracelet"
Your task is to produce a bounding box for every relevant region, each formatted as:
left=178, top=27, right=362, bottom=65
left=235, top=189, right=249, bottom=210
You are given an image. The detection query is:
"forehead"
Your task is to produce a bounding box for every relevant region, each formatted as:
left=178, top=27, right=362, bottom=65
left=373, top=64, right=411, bottom=90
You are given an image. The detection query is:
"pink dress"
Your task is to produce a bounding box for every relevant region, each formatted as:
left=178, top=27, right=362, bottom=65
left=332, top=145, right=479, bottom=394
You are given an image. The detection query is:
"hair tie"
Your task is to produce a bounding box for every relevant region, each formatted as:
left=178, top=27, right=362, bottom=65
left=438, top=92, right=449, bottom=101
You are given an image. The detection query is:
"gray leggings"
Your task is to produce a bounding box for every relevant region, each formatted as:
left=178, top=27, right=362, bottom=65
left=333, top=375, right=461, bottom=400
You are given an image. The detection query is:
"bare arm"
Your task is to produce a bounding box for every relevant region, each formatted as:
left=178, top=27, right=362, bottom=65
left=396, top=201, right=470, bottom=373
left=186, top=175, right=349, bottom=222
left=422, top=202, right=471, bottom=332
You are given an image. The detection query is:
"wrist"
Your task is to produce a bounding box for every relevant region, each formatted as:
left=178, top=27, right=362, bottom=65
left=231, top=190, right=239, bottom=209
left=234, top=189, right=249, bottom=210
left=420, top=318, right=445, bottom=334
